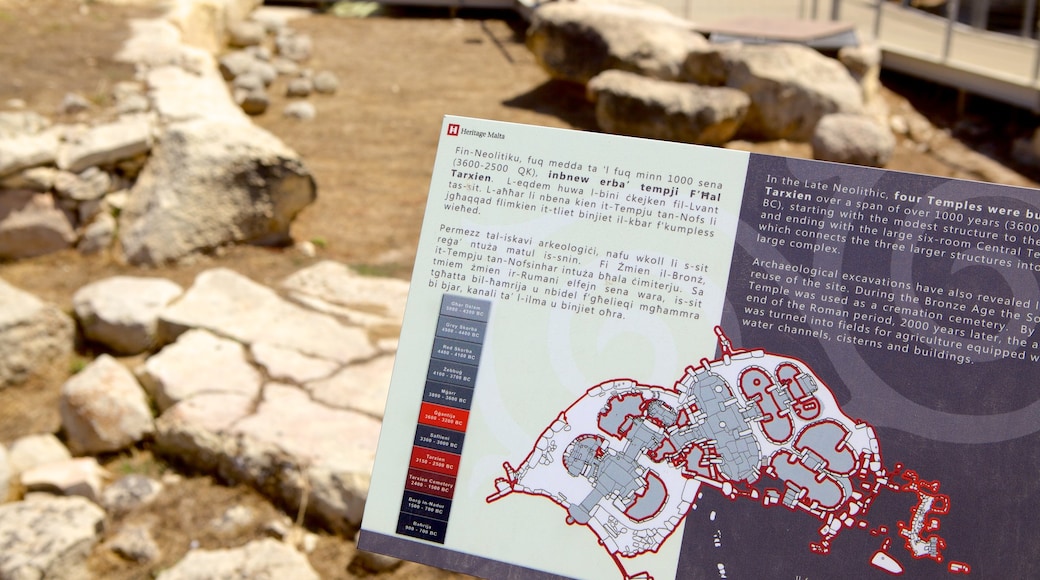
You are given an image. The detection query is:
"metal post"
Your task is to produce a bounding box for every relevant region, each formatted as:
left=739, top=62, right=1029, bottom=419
left=1024, top=0, right=1038, bottom=39
left=944, top=0, right=960, bottom=62
left=873, top=0, right=883, bottom=40
left=812, top=0, right=819, bottom=20
left=971, top=0, right=990, bottom=30
left=831, top=0, right=841, bottom=21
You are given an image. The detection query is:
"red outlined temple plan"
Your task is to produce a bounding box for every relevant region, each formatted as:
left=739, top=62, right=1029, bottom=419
left=487, top=327, right=969, bottom=579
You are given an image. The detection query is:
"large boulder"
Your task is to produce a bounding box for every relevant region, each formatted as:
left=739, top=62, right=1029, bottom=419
left=811, top=113, right=896, bottom=167
left=0, top=278, right=74, bottom=387
left=118, top=119, right=316, bottom=265
left=724, top=43, right=864, bottom=140
left=587, top=69, right=750, bottom=145
left=527, top=0, right=708, bottom=84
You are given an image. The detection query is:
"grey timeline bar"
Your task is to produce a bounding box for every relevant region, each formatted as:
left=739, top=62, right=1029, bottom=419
left=397, top=293, right=491, bottom=545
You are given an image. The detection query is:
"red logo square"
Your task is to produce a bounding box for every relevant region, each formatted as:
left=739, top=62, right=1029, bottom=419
left=447, top=123, right=460, bottom=136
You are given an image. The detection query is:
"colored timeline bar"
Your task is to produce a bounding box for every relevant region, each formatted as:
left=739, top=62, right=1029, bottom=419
left=396, top=294, right=491, bottom=544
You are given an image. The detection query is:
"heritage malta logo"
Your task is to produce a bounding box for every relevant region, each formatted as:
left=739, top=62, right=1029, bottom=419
left=447, top=123, right=460, bottom=136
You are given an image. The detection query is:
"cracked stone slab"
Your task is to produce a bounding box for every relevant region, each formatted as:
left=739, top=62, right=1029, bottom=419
left=137, top=328, right=262, bottom=412
left=0, top=496, right=106, bottom=580
left=159, top=268, right=377, bottom=365
left=251, top=341, right=340, bottom=384
left=282, top=260, right=410, bottom=331
left=156, top=383, right=381, bottom=531
left=305, top=354, right=395, bottom=418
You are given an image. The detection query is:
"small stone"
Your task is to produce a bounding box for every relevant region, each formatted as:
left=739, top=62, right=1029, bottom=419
left=276, top=32, right=313, bottom=62
left=59, top=93, right=91, bottom=115
left=53, top=167, right=112, bottom=202
left=246, top=45, right=272, bottom=62
left=60, top=354, right=156, bottom=454
left=312, top=71, right=339, bottom=95
left=20, top=456, right=108, bottom=502
left=211, top=505, right=256, bottom=534
left=101, top=474, right=164, bottom=516
left=108, top=524, right=161, bottom=563
left=228, top=20, right=267, bottom=48
left=236, top=88, right=270, bottom=116
left=74, top=276, right=184, bottom=354
left=233, top=72, right=265, bottom=93
left=271, top=57, right=300, bottom=76
left=0, top=496, right=105, bottom=579
left=218, top=50, right=257, bottom=81
left=0, top=443, right=9, bottom=501
left=283, top=101, right=316, bottom=121
left=77, top=212, right=117, bottom=254
left=285, top=77, right=313, bottom=98
left=7, top=433, right=72, bottom=476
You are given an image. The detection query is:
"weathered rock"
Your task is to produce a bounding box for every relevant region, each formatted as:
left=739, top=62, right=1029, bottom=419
left=272, top=56, right=300, bottom=76
left=286, top=76, right=313, bottom=97
left=60, top=92, right=91, bottom=115
left=147, top=64, right=248, bottom=124
left=281, top=260, right=409, bottom=329
left=119, top=119, right=315, bottom=264
left=683, top=41, right=738, bottom=86
left=527, top=0, right=708, bottom=84
left=0, top=278, right=74, bottom=387
left=101, top=474, right=164, bottom=517
left=236, top=87, right=270, bottom=115
left=251, top=342, right=339, bottom=384
left=313, top=70, right=339, bottom=94
left=724, top=43, right=864, bottom=140
left=169, top=0, right=264, bottom=54
left=232, top=71, right=266, bottom=92
left=219, top=49, right=259, bottom=80
left=156, top=383, right=382, bottom=531
left=283, top=100, right=316, bottom=120
left=246, top=44, right=272, bottom=62
left=0, top=443, right=9, bottom=502
left=839, top=41, right=882, bottom=104
left=811, top=112, right=895, bottom=167
left=138, top=328, right=263, bottom=412
left=0, top=111, right=51, bottom=139
left=587, top=69, right=749, bottom=145
left=60, top=354, right=155, bottom=455
left=156, top=538, right=319, bottom=580
left=0, top=190, right=76, bottom=259
left=53, top=166, right=112, bottom=202
left=0, top=128, right=60, bottom=178
left=74, top=276, right=185, bottom=355
left=107, top=524, right=161, bottom=563
left=276, top=31, right=313, bottom=62
left=77, top=212, right=117, bottom=254
left=159, top=268, right=376, bottom=365
left=305, top=355, right=395, bottom=417
left=57, top=115, right=154, bottom=173
left=0, top=496, right=105, bottom=579
left=20, top=457, right=108, bottom=502
left=228, top=19, right=267, bottom=48
left=0, top=166, right=59, bottom=191
left=7, top=434, right=72, bottom=477
left=210, top=505, right=256, bottom=534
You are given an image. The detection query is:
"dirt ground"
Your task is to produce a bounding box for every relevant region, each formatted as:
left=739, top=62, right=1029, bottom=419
left=0, top=0, right=1039, bottom=578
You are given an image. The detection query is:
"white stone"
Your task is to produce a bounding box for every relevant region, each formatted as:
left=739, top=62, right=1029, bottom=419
left=724, top=43, right=864, bottom=140
left=251, top=342, right=339, bottom=384
left=0, top=111, right=51, bottom=139
left=73, top=276, right=185, bottom=355
left=0, top=496, right=106, bottom=579
left=60, top=354, right=156, bottom=454
left=587, top=69, right=750, bottom=146
left=7, top=433, right=72, bottom=477
left=282, top=260, right=410, bottom=330
left=0, top=190, right=77, bottom=259
left=57, top=115, right=155, bottom=173
left=283, top=101, right=316, bottom=120
left=118, top=119, right=315, bottom=264
left=53, top=167, right=112, bottom=201
left=0, top=128, right=60, bottom=178
left=138, top=328, right=262, bottom=412
left=0, top=278, right=74, bottom=387
left=160, top=269, right=377, bottom=365
left=156, top=538, right=318, bottom=580
left=147, top=65, right=248, bottom=124
left=811, top=112, right=896, bottom=167
left=306, top=355, right=395, bottom=417
left=107, top=523, right=160, bottom=563
left=77, top=212, right=118, bottom=255
left=528, top=0, right=706, bottom=84
left=20, top=457, right=108, bottom=503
